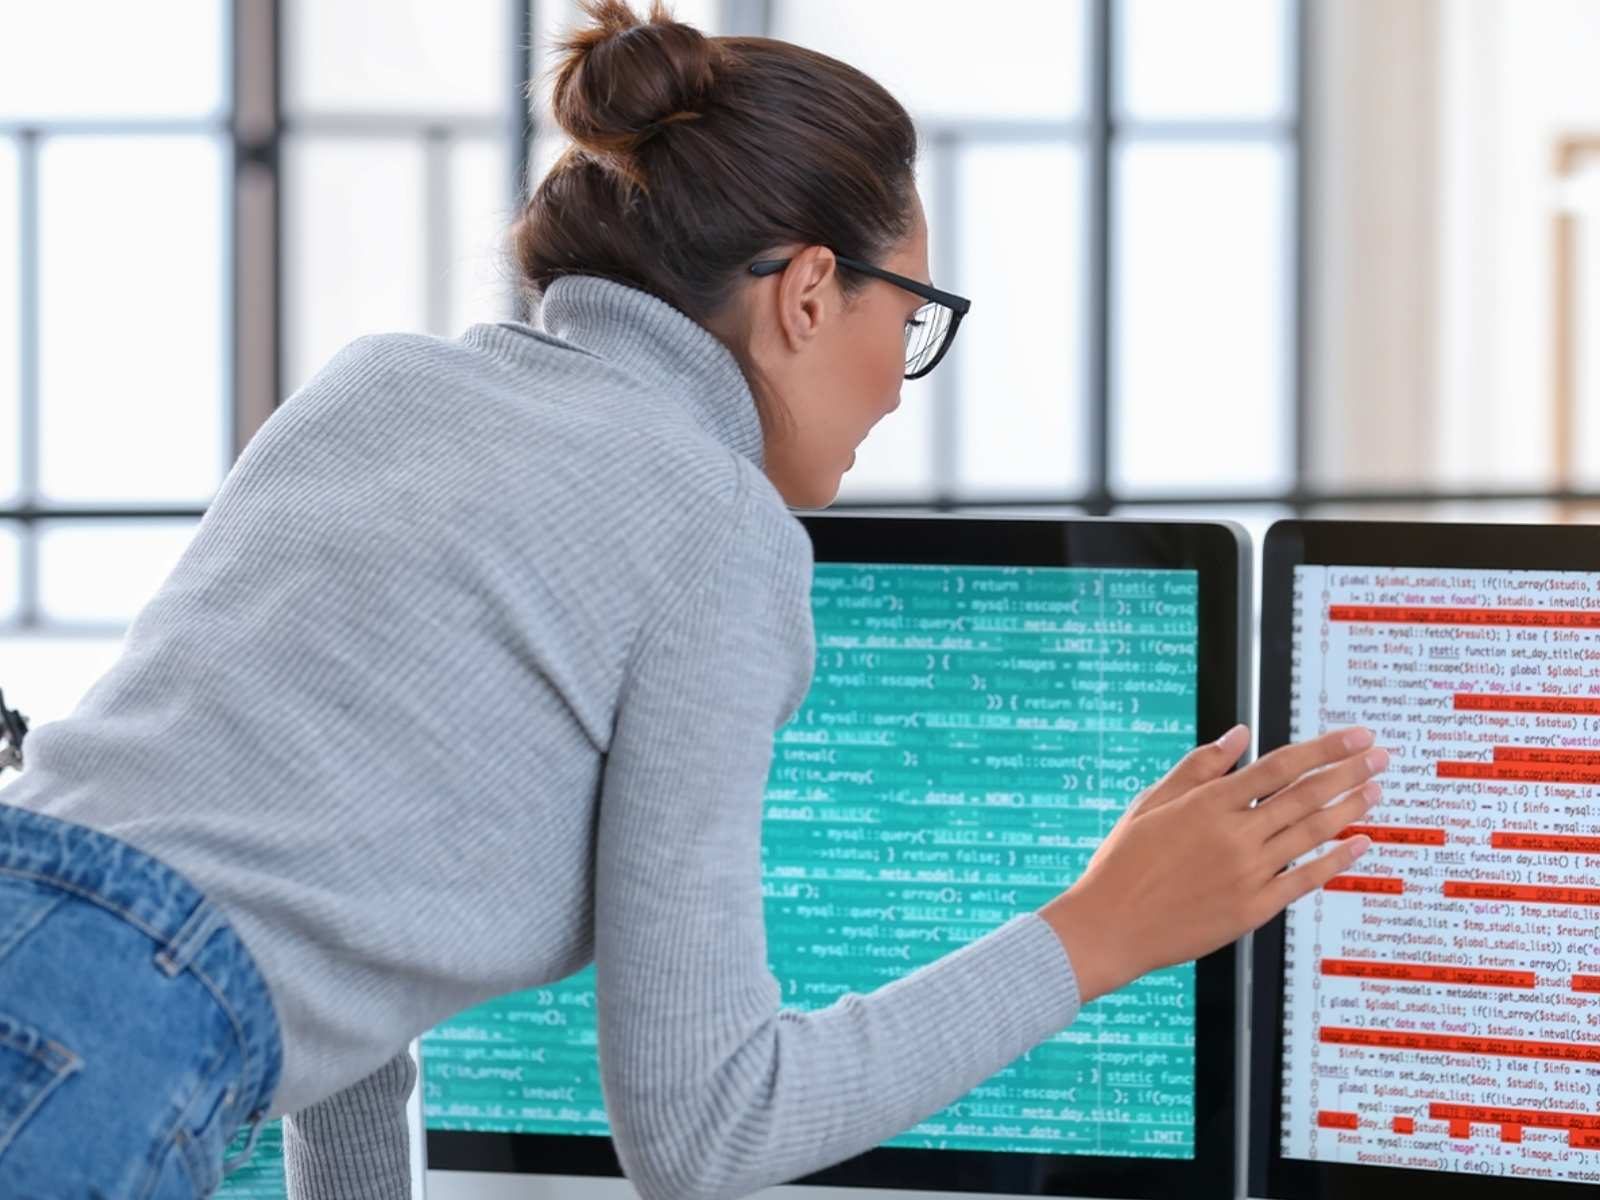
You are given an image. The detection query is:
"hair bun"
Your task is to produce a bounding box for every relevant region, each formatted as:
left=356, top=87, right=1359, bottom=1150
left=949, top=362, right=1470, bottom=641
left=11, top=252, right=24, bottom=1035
left=550, top=0, right=719, bottom=174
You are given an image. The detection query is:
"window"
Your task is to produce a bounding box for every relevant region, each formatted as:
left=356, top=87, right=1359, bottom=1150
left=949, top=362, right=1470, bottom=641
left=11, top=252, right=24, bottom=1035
left=281, top=0, right=518, bottom=392
left=0, top=2, right=526, bottom=740
left=775, top=0, right=1300, bottom=512
left=1, top=0, right=1304, bottom=685
left=0, top=2, right=233, bottom=732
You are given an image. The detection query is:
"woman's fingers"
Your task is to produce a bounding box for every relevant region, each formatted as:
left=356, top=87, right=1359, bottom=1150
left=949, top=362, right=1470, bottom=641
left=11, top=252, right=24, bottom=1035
left=1203, top=726, right=1375, bottom=811
left=1263, top=780, right=1382, bottom=867
left=1253, top=746, right=1389, bottom=840
left=1130, top=724, right=1250, bottom=817
left=1260, top=833, right=1374, bottom=917
left=1037, top=724, right=1393, bottom=1004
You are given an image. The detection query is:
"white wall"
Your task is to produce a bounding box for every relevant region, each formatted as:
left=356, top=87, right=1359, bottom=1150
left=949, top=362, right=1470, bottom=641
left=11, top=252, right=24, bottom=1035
left=1305, top=0, right=1442, bottom=489
left=1435, top=0, right=1600, bottom=489
left=1310, top=0, right=1600, bottom=493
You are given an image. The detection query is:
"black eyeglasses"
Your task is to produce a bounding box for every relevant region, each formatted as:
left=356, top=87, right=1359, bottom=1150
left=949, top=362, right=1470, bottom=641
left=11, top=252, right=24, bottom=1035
left=748, top=254, right=971, bottom=380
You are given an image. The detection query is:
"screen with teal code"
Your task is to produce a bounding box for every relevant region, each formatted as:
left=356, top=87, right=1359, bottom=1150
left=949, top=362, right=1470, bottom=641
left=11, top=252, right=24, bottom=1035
left=214, top=1120, right=286, bottom=1198
left=423, top=562, right=1201, bottom=1159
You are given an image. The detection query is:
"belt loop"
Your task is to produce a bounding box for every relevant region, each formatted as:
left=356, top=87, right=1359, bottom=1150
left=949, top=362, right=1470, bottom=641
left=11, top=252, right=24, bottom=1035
left=154, top=899, right=225, bottom=978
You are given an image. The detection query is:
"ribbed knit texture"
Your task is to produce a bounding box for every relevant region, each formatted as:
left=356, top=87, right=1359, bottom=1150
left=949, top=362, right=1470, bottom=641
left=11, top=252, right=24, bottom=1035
left=5, top=275, right=1081, bottom=1200
left=283, top=1050, right=416, bottom=1199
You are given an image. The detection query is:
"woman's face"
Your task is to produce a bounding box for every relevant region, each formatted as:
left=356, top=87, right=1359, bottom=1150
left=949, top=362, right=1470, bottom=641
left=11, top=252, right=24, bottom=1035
left=733, top=197, right=931, bottom=509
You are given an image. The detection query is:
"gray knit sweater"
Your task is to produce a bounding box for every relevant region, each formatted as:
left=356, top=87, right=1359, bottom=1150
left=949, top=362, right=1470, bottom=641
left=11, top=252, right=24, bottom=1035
left=7, top=276, right=1081, bottom=1199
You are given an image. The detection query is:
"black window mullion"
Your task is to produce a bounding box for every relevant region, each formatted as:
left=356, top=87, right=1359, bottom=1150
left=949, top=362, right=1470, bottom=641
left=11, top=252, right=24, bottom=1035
left=233, top=0, right=281, bottom=452
left=16, top=128, right=40, bottom=629
left=1086, top=0, right=1114, bottom=516
left=930, top=129, right=960, bottom=510
left=424, top=127, right=452, bottom=337
left=513, top=0, right=535, bottom=324
left=721, top=0, right=772, bottom=36
left=1291, top=0, right=1310, bottom=515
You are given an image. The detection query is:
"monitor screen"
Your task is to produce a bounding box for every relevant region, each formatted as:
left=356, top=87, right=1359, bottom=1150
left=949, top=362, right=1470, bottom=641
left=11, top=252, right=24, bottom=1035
left=1254, top=522, right=1600, bottom=1200
left=428, top=515, right=1247, bottom=1197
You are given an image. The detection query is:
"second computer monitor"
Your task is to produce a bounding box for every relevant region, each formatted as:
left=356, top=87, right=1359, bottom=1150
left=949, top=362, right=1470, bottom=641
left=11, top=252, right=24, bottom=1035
left=1253, top=519, right=1600, bottom=1200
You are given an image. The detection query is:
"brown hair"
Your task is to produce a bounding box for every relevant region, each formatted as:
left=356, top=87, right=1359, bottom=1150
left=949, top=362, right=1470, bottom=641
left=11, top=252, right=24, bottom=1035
left=512, top=0, right=918, bottom=326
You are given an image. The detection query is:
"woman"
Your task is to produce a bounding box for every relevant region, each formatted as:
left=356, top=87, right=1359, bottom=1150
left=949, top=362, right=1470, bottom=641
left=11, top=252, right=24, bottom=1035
left=0, top=3, right=1386, bottom=1197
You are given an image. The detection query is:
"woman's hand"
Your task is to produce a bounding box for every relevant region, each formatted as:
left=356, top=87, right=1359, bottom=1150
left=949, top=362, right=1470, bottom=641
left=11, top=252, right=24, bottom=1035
left=1039, top=725, right=1388, bottom=1003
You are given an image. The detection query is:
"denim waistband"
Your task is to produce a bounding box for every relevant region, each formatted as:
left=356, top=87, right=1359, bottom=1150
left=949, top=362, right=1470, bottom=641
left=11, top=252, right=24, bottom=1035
left=0, top=803, right=283, bottom=1123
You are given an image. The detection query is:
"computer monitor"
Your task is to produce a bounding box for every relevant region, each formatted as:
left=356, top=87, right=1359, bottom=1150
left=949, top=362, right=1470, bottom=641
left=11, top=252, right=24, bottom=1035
left=426, top=514, right=1250, bottom=1198
left=1251, top=520, right=1600, bottom=1200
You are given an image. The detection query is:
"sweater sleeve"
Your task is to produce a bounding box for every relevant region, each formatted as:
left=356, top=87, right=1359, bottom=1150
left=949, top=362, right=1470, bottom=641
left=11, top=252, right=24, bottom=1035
left=592, top=478, right=1083, bottom=1200
left=281, top=1048, right=416, bottom=1200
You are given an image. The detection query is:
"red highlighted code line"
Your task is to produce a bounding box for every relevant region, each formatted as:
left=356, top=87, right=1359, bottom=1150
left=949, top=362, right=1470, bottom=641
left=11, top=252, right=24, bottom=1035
left=1573, top=975, right=1600, bottom=993
left=1320, top=1027, right=1600, bottom=1063
left=1439, top=760, right=1600, bottom=785
left=1454, top=693, right=1600, bottom=715
left=1317, top=1111, right=1359, bottom=1130
left=1329, top=605, right=1600, bottom=628
left=1430, top=1104, right=1600, bottom=1133
left=1336, top=824, right=1447, bottom=846
left=1323, top=875, right=1404, bottom=894
left=1491, top=831, right=1600, bottom=854
left=1496, top=746, right=1600, bottom=765
left=1392, top=1116, right=1415, bottom=1135
left=1443, top=880, right=1600, bottom=906
left=1320, top=959, right=1535, bottom=988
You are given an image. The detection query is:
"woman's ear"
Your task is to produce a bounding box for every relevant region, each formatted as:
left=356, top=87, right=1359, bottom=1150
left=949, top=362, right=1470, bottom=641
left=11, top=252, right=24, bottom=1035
left=773, top=245, right=839, bottom=353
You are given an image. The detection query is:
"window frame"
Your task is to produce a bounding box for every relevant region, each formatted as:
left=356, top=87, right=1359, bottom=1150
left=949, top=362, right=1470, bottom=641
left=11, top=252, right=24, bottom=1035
left=0, top=0, right=532, bottom=636
left=7, top=0, right=1595, bottom=640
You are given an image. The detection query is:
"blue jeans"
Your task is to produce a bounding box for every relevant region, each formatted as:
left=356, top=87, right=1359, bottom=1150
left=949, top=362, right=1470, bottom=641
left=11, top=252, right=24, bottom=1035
left=0, top=803, right=283, bottom=1198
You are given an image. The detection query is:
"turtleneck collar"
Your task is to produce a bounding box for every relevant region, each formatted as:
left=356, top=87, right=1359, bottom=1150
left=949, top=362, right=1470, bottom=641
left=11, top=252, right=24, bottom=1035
left=529, top=274, right=766, bottom=469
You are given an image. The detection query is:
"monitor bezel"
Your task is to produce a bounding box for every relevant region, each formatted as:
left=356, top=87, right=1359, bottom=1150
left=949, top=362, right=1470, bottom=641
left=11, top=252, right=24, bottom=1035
left=1251, top=518, right=1600, bottom=1200
left=429, top=513, right=1251, bottom=1198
